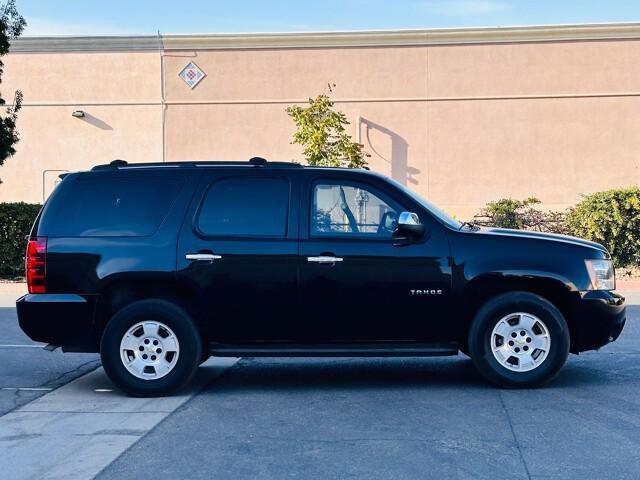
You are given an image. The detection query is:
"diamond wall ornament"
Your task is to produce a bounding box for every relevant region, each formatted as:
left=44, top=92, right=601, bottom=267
left=178, top=62, right=206, bottom=89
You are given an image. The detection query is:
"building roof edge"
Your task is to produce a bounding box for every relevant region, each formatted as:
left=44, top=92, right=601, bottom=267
left=11, top=22, right=640, bottom=53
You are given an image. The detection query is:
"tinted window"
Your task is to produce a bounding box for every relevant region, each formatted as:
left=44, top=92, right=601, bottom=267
left=45, top=176, right=183, bottom=237
left=312, top=182, right=400, bottom=238
left=197, top=177, right=289, bottom=237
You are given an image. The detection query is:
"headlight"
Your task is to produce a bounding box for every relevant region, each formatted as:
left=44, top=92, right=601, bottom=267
left=585, top=259, right=615, bottom=291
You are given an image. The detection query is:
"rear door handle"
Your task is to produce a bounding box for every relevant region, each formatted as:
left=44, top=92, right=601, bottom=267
left=307, top=256, right=343, bottom=264
left=185, top=253, right=222, bottom=262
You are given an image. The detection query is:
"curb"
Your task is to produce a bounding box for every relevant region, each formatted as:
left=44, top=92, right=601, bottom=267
left=0, top=282, right=26, bottom=295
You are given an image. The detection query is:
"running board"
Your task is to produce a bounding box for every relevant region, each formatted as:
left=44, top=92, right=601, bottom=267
left=209, top=342, right=459, bottom=357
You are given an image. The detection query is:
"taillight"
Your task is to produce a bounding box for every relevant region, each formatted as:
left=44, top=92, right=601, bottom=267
left=26, top=236, right=47, bottom=294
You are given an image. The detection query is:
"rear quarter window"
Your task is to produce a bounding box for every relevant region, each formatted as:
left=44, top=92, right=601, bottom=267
left=41, top=175, right=184, bottom=237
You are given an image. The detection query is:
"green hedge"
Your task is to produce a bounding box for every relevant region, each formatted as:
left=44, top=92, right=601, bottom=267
left=0, top=202, right=41, bottom=278
left=565, top=187, right=640, bottom=268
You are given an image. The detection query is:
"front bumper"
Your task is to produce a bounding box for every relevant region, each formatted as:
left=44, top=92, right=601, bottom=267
left=16, top=293, right=98, bottom=349
left=571, top=290, right=626, bottom=352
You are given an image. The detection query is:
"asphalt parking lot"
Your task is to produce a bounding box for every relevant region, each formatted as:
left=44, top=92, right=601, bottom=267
left=1, top=293, right=639, bottom=480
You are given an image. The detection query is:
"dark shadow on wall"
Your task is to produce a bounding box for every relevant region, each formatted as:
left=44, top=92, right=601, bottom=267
left=360, top=117, right=419, bottom=186
left=79, top=112, right=113, bottom=131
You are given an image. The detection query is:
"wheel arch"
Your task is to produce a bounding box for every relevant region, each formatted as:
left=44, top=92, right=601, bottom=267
left=459, top=272, right=578, bottom=353
left=92, top=277, right=206, bottom=351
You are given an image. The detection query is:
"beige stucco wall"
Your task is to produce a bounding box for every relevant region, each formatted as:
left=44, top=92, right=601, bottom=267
left=427, top=97, right=640, bottom=218
left=425, top=39, right=640, bottom=217
left=1, top=29, right=640, bottom=218
left=0, top=51, right=162, bottom=203
left=162, top=46, right=430, bottom=188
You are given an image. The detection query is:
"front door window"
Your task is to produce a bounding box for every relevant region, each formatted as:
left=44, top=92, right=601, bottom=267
left=312, top=182, right=399, bottom=238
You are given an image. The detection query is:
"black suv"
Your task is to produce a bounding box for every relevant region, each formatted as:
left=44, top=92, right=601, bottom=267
left=17, top=158, right=626, bottom=396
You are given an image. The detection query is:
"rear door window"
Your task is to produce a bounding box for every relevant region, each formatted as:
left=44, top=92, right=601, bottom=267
left=44, top=176, right=183, bottom=237
left=197, top=176, right=290, bottom=237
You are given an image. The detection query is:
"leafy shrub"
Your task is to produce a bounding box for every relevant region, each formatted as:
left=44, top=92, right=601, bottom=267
left=286, top=93, right=368, bottom=168
left=473, top=197, right=568, bottom=234
left=0, top=202, right=41, bottom=278
left=565, top=187, right=640, bottom=267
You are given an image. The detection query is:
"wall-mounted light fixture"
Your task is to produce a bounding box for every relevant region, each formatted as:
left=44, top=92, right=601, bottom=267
left=71, top=110, right=85, bottom=118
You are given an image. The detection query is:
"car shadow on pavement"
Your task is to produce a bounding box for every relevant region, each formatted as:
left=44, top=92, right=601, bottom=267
left=201, top=355, right=637, bottom=393
left=203, top=356, right=490, bottom=392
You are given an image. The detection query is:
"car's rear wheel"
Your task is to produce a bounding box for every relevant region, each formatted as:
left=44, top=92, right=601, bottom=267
left=101, top=299, right=201, bottom=397
left=468, top=292, right=569, bottom=388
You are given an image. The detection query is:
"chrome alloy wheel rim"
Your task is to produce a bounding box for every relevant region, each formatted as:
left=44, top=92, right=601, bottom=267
left=119, top=321, right=180, bottom=380
left=490, top=312, right=551, bottom=372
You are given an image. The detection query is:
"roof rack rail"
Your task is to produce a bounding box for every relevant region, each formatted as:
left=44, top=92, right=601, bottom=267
left=91, top=157, right=303, bottom=171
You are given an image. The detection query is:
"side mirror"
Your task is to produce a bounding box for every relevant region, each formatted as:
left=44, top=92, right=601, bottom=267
left=393, top=211, right=426, bottom=243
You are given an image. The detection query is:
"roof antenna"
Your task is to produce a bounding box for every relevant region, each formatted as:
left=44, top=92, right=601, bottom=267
left=249, top=157, right=267, bottom=166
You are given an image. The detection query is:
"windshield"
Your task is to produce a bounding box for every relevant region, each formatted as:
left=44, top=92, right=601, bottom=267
left=387, top=178, right=462, bottom=230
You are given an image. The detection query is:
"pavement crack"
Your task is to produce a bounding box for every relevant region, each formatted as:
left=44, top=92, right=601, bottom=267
left=40, top=358, right=101, bottom=389
left=499, top=390, right=532, bottom=480
left=1, top=358, right=101, bottom=418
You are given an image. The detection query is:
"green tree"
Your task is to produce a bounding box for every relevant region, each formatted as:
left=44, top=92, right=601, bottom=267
left=0, top=0, right=25, bottom=174
left=286, top=94, right=367, bottom=168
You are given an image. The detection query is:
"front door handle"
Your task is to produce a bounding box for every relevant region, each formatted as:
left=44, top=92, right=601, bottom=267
left=307, top=256, right=344, bottom=264
left=185, top=253, right=222, bottom=262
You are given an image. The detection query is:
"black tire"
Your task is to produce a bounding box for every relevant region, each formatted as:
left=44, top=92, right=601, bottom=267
left=468, top=292, right=570, bottom=388
left=101, top=299, right=202, bottom=397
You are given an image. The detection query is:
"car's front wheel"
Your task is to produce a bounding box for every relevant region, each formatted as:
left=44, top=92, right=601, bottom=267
left=101, top=299, right=202, bottom=397
left=468, top=292, right=570, bottom=388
